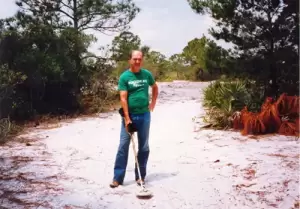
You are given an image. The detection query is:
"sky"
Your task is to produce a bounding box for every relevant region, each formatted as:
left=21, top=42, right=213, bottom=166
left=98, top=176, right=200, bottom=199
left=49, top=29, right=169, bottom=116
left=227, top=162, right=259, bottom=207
left=0, top=0, right=232, bottom=58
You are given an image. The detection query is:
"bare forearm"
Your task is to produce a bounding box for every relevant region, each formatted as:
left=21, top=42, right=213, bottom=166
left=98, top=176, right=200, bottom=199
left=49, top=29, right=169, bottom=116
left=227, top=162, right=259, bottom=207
left=120, top=98, right=130, bottom=120
left=151, top=85, right=158, bottom=104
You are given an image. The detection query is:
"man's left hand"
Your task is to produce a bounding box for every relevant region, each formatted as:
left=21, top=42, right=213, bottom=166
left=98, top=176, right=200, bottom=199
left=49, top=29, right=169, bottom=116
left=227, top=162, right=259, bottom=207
left=149, top=101, right=156, bottom=112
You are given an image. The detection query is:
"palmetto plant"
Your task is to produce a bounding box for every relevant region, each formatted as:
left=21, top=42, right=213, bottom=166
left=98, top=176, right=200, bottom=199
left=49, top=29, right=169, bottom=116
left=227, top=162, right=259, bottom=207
left=202, top=79, right=252, bottom=128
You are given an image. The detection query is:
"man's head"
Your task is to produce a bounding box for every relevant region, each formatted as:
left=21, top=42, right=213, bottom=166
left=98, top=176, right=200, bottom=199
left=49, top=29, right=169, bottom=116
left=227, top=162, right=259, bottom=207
left=129, top=50, right=143, bottom=72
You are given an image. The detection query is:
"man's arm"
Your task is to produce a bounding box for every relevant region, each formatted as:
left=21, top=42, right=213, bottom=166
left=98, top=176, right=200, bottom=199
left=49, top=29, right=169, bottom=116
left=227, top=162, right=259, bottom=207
left=118, top=75, right=131, bottom=123
left=120, top=91, right=130, bottom=122
left=151, top=82, right=158, bottom=105
left=146, top=69, right=158, bottom=111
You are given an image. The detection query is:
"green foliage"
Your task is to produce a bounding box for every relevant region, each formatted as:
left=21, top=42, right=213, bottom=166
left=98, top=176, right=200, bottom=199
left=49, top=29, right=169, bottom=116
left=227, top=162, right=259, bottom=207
left=187, top=0, right=298, bottom=129
left=0, top=0, right=296, bottom=145
left=0, top=64, right=26, bottom=119
left=0, top=0, right=140, bottom=126
left=0, top=117, right=23, bottom=144
left=108, top=29, right=232, bottom=82
left=0, top=64, right=26, bottom=88
left=0, top=24, right=87, bottom=118
left=16, top=0, right=140, bottom=33
left=109, top=31, right=159, bottom=79
left=202, top=78, right=264, bottom=128
left=181, top=35, right=233, bottom=80
left=0, top=117, right=11, bottom=144
left=187, top=0, right=299, bottom=96
left=168, top=54, right=188, bottom=80
left=143, top=51, right=168, bottom=80
left=111, top=60, right=130, bottom=78
left=110, top=31, right=141, bottom=62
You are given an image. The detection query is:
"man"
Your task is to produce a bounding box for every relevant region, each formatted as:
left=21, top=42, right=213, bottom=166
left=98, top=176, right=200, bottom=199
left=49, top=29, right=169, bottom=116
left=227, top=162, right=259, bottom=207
left=110, top=50, right=158, bottom=188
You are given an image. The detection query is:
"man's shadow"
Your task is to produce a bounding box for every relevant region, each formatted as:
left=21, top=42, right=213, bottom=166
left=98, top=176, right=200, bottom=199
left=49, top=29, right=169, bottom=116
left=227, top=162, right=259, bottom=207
left=123, top=171, right=179, bottom=186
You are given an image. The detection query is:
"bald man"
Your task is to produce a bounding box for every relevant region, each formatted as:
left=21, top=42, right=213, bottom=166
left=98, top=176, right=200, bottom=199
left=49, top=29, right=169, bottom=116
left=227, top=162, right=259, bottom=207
left=110, top=50, right=159, bottom=188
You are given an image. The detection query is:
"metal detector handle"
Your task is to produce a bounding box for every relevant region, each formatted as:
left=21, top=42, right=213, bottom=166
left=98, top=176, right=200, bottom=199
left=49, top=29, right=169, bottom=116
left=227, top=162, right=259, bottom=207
left=118, top=107, right=137, bottom=133
left=118, top=107, right=125, bottom=117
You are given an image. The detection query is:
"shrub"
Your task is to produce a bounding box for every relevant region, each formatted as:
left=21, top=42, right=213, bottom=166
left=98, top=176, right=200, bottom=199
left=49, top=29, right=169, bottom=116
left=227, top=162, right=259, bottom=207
left=232, top=94, right=299, bottom=136
left=0, top=117, right=22, bottom=144
left=202, top=78, right=264, bottom=128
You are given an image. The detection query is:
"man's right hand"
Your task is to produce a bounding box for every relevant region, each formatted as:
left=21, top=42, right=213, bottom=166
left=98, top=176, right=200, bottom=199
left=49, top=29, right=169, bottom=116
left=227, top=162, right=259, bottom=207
left=125, top=117, right=132, bottom=133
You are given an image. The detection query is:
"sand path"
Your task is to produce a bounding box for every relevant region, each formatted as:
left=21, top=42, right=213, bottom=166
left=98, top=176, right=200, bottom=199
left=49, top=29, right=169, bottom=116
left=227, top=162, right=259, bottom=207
left=0, top=81, right=299, bottom=209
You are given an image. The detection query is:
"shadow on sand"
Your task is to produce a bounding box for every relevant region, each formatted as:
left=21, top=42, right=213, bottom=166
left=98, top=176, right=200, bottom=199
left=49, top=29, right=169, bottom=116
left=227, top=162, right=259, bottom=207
left=123, top=171, right=179, bottom=186
left=146, top=172, right=179, bottom=182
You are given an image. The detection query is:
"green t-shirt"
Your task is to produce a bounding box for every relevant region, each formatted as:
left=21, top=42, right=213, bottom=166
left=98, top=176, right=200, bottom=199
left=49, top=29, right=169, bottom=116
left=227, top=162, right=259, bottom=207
left=118, top=68, right=155, bottom=114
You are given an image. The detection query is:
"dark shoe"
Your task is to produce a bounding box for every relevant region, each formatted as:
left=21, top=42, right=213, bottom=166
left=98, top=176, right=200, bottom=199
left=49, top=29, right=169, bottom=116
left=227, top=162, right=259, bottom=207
left=109, top=180, right=121, bottom=188
left=136, top=179, right=145, bottom=186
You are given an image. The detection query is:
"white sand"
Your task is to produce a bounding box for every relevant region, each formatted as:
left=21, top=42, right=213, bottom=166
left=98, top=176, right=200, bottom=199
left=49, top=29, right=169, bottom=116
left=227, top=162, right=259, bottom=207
left=0, top=81, right=299, bottom=209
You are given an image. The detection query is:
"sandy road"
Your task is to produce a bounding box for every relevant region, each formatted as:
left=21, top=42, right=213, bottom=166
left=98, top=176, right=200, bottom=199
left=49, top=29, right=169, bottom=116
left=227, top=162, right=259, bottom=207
left=0, top=81, right=299, bottom=209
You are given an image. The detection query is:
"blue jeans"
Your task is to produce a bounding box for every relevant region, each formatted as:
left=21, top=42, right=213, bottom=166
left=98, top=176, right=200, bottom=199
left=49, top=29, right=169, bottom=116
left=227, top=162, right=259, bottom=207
left=113, top=111, right=151, bottom=183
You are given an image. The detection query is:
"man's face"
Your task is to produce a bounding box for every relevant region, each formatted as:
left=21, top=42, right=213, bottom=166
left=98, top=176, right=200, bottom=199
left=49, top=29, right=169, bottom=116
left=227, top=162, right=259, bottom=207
left=129, top=51, right=143, bottom=69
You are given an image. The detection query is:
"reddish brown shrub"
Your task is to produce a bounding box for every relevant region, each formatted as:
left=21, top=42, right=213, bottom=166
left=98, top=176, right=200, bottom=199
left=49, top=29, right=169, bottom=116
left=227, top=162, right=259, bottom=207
left=278, top=121, right=298, bottom=136
left=232, top=93, right=299, bottom=136
left=275, top=93, right=299, bottom=116
left=241, top=113, right=266, bottom=135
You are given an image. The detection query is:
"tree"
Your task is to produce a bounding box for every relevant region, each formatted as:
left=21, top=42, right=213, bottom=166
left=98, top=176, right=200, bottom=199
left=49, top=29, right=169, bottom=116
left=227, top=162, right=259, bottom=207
left=0, top=0, right=141, bottom=121
left=109, top=31, right=153, bottom=78
left=14, top=0, right=140, bottom=91
left=143, top=51, right=169, bottom=79
left=181, top=35, right=231, bottom=76
left=187, top=0, right=299, bottom=96
left=110, top=31, right=141, bottom=62
left=15, top=0, right=139, bottom=34
left=0, top=21, right=87, bottom=119
left=140, top=45, right=150, bottom=56
left=168, top=53, right=189, bottom=79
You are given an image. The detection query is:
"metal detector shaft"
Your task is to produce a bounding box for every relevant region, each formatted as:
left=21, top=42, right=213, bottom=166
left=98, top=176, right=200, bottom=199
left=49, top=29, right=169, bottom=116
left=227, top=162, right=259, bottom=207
left=130, top=133, right=145, bottom=189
